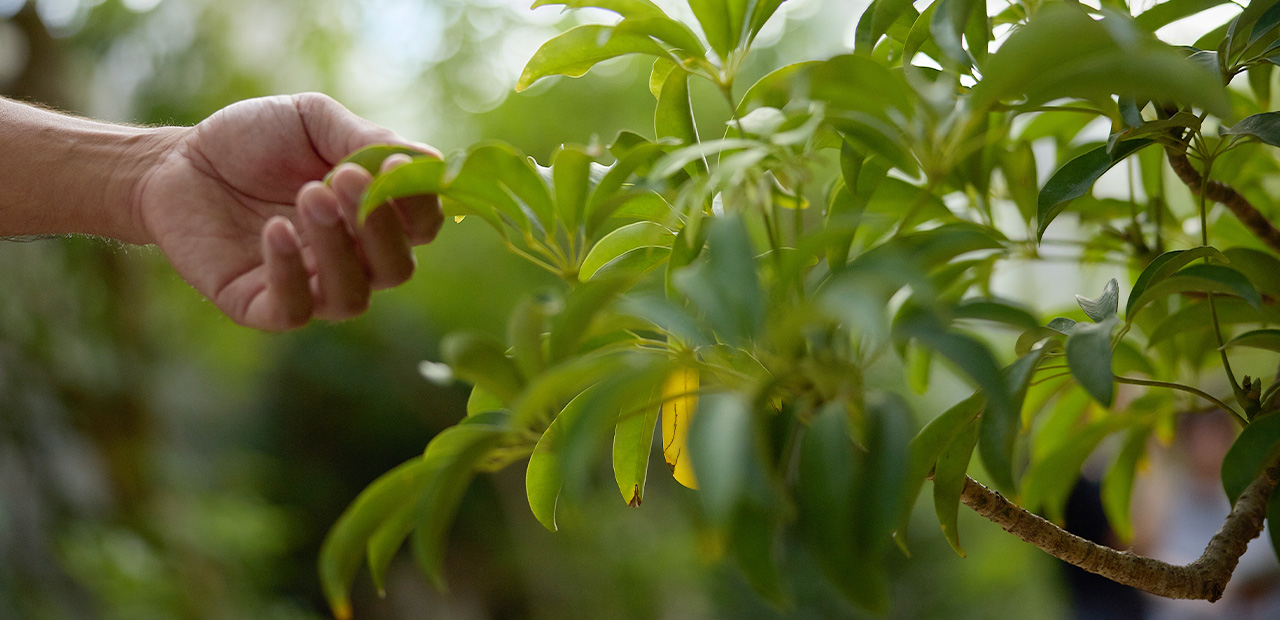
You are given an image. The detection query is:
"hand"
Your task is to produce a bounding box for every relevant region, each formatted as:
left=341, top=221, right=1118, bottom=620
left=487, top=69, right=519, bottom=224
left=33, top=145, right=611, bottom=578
left=135, top=93, right=442, bottom=331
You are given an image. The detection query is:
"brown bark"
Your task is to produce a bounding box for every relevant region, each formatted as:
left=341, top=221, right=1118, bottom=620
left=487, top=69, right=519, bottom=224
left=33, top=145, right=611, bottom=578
left=960, top=465, right=1278, bottom=602
left=1165, top=147, right=1280, bottom=255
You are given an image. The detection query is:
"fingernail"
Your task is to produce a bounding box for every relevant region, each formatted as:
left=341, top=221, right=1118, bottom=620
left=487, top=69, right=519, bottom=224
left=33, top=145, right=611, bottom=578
left=304, top=191, right=341, bottom=226
left=265, top=219, right=298, bottom=254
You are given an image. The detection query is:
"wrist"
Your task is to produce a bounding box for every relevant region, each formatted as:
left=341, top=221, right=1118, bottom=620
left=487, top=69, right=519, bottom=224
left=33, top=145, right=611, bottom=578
left=0, top=98, right=188, bottom=244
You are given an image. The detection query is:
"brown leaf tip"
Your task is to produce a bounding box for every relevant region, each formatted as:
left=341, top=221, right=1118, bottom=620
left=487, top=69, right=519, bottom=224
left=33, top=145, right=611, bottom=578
left=628, top=484, right=642, bottom=507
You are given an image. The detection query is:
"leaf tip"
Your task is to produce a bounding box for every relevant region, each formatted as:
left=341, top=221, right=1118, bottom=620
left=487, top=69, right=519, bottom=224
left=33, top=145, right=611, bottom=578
left=628, top=484, right=642, bottom=507
left=332, top=602, right=353, bottom=620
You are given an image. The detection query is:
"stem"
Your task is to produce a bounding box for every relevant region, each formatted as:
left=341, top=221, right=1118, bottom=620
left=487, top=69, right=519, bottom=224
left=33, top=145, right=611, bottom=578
left=1113, top=375, right=1245, bottom=425
left=1165, top=146, right=1280, bottom=255
left=960, top=462, right=1279, bottom=601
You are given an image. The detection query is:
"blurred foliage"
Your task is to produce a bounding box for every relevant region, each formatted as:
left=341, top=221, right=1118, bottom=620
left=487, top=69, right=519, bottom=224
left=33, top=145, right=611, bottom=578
left=0, top=0, right=1100, bottom=618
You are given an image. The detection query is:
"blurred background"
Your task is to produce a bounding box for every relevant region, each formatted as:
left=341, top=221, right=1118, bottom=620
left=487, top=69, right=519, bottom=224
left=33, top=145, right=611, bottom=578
left=0, top=0, right=1097, bottom=618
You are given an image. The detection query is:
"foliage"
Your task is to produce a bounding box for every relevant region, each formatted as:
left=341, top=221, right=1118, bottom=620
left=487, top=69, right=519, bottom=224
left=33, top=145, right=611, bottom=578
left=320, top=0, right=1280, bottom=616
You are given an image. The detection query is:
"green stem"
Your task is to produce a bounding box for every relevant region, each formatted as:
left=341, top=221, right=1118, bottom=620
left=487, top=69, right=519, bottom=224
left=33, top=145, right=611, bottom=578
left=1114, top=375, right=1246, bottom=426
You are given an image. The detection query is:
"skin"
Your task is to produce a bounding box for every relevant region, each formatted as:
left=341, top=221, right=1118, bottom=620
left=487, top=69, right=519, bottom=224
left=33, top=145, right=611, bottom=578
left=0, top=92, right=442, bottom=331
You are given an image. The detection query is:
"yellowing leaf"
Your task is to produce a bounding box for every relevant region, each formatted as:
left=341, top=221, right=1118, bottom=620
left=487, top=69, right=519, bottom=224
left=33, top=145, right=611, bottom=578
left=661, top=367, right=699, bottom=489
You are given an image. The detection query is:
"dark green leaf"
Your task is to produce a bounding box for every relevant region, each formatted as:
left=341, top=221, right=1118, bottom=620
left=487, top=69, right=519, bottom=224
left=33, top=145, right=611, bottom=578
left=1065, top=317, right=1119, bottom=407
left=1223, top=328, right=1280, bottom=353
left=970, top=5, right=1229, bottom=117
left=517, top=24, right=669, bottom=91
left=650, top=139, right=760, bottom=179
left=689, top=393, right=754, bottom=524
left=320, top=458, right=429, bottom=620
left=672, top=217, right=765, bottom=345
left=855, top=0, right=916, bottom=54
left=548, top=275, right=636, bottom=362
left=1222, top=411, right=1280, bottom=504
left=934, top=418, right=978, bottom=556
left=1076, top=278, right=1120, bottom=322
left=1147, top=298, right=1280, bottom=346
left=1129, top=264, right=1263, bottom=318
left=1223, top=111, right=1280, bottom=147
left=367, top=425, right=508, bottom=592
left=1126, top=246, right=1228, bottom=317
left=1222, top=247, right=1280, bottom=300
left=896, top=393, right=984, bottom=549
left=979, top=348, right=1049, bottom=492
left=953, top=298, right=1041, bottom=329
left=1037, top=140, right=1155, bottom=239
left=442, top=331, right=525, bottom=405
left=508, top=293, right=555, bottom=379
left=930, top=0, right=982, bottom=68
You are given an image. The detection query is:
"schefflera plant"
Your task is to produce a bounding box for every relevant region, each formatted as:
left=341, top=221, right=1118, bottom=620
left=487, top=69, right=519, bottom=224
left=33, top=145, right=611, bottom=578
left=318, top=0, right=1280, bottom=617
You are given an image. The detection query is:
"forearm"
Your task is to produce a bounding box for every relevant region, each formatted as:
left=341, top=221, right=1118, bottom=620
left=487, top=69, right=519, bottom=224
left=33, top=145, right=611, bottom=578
left=0, top=98, right=182, bottom=243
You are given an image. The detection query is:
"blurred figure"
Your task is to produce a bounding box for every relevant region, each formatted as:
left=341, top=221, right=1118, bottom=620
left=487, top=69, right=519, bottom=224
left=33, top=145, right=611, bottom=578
left=1060, top=476, right=1151, bottom=620
left=1134, top=411, right=1280, bottom=620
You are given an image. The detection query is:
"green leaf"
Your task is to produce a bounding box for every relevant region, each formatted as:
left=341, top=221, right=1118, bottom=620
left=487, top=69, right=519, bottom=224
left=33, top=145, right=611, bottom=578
left=526, top=389, right=595, bottom=531
left=367, top=424, right=508, bottom=593
left=672, top=217, right=765, bottom=346
left=1065, top=317, right=1119, bottom=407
left=1129, top=264, right=1263, bottom=318
left=649, top=57, right=677, bottom=98
left=588, top=245, right=671, bottom=280
left=1222, top=247, right=1280, bottom=300
left=1101, top=426, right=1149, bottom=543
left=689, top=393, right=753, bottom=524
left=1021, top=420, right=1116, bottom=521
left=688, top=0, right=736, bottom=57
left=1135, top=0, right=1233, bottom=32
left=580, top=221, right=675, bottom=280
left=551, top=145, right=595, bottom=232
left=650, top=139, right=760, bottom=179
left=508, top=293, right=555, bottom=379
left=747, top=0, right=785, bottom=42
left=326, top=144, right=431, bottom=183
left=359, top=158, right=448, bottom=221
left=798, top=402, right=859, bottom=575
left=1223, top=328, right=1280, bottom=353
left=953, top=298, right=1040, bottom=329
left=1223, top=111, right=1280, bottom=147
left=737, top=61, right=823, bottom=113
left=979, top=348, right=1049, bottom=492
left=855, top=0, right=916, bottom=54
left=466, top=385, right=504, bottom=417
left=459, top=143, right=557, bottom=233
left=1076, top=278, right=1120, bottom=322
left=548, top=275, right=636, bottom=362
left=896, top=393, right=984, bottom=548
left=970, top=5, right=1229, bottom=118
left=1147, top=298, right=1280, bottom=346
left=517, top=24, right=669, bottom=92
left=655, top=68, right=701, bottom=152
left=859, top=394, right=915, bottom=561
left=1037, top=140, right=1155, bottom=239
left=930, top=0, right=982, bottom=68
left=441, top=331, right=525, bottom=405
left=613, top=385, right=661, bottom=507
left=615, top=17, right=707, bottom=57
left=531, top=0, right=667, bottom=19
left=934, top=418, right=978, bottom=556
left=1126, top=246, right=1229, bottom=318
left=1222, top=411, right=1280, bottom=505
left=320, top=458, right=430, bottom=620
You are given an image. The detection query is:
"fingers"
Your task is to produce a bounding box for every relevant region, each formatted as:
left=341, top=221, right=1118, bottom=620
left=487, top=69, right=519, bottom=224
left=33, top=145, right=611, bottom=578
left=298, top=181, right=371, bottom=320
left=236, top=217, right=313, bottom=331
left=292, top=92, right=441, bottom=165
left=378, top=154, right=445, bottom=246
left=330, top=163, right=416, bottom=290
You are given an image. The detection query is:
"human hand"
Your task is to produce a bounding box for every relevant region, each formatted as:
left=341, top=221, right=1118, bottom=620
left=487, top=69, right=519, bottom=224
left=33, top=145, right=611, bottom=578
left=134, top=93, right=442, bottom=331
